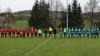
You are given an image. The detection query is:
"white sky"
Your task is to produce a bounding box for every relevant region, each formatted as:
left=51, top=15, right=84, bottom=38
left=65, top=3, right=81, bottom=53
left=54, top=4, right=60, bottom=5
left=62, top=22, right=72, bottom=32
left=0, top=0, right=93, bottom=12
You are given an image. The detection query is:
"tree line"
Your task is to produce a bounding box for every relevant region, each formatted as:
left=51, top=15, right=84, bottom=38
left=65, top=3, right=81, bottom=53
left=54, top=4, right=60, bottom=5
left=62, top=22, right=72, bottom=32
left=28, top=0, right=100, bottom=29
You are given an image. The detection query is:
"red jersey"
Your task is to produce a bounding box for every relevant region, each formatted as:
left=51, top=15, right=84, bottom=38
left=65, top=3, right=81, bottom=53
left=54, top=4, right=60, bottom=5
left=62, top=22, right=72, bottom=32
left=30, top=27, right=35, bottom=33
left=35, top=28, right=37, bottom=33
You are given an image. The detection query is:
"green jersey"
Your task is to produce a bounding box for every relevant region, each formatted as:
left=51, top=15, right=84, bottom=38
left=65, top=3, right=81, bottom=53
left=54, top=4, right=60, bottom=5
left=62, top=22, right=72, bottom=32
left=63, top=28, right=66, bottom=33
left=38, top=29, right=42, bottom=34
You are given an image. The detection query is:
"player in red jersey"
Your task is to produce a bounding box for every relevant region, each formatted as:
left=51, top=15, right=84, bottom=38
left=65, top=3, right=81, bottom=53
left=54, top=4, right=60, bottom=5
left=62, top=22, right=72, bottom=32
left=12, top=27, right=16, bottom=38
left=30, top=27, right=35, bottom=38
left=16, top=28, right=20, bottom=38
left=34, top=28, right=38, bottom=37
left=1, top=28, right=4, bottom=38
left=22, top=28, right=26, bottom=38
left=14, top=28, right=18, bottom=38
left=14, top=28, right=19, bottom=38
left=25, top=28, right=30, bottom=38
left=8, top=28, right=11, bottom=37
left=2, top=28, right=6, bottom=38
left=4, top=27, right=8, bottom=38
left=19, top=30, right=23, bottom=38
left=10, top=28, right=14, bottom=38
left=19, top=29, right=25, bottom=38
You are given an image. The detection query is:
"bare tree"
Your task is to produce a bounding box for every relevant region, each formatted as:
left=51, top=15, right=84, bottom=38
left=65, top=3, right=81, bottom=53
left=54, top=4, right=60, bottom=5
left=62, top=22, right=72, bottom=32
left=84, top=0, right=99, bottom=28
left=52, top=0, right=64, bottom=27
left=6, top=8, right=12, bottom=13
left=49, top=0, right=53, bottom=25
left=5, top=8, right=15, bottom=25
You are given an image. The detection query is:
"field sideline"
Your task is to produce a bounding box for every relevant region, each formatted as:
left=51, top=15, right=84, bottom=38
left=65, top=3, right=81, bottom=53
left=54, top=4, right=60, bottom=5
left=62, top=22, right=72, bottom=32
left=0, top=38, right=100, bottom=56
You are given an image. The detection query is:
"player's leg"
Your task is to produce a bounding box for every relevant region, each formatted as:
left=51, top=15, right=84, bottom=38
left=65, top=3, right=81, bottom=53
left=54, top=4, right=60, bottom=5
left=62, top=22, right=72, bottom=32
left=23, top=33, right=25, bottom=38
left=40, top=33, right=42, bottom=38
left=35, top=32, right=37, bottom=37
left=82, top=32, right=86, bottom=38
left=39, top=33, right=42, bottom=38
left=78, top=32, right=80, bottom=38
left=45, top=33, right=47, bottom=39
left=50, top=33, right=52, bottom=39
left=31, top=33, right=33, bottom=38
left=1, top=32, right=3, bottom=38
left=54, top=33, right=57, bottom=38
left=63, top=33, right=65, bottom=38
left=2, top=33, right=4, bottom=38
left=14, top=33, right=16, bottom=38
left=92, top=32, right=94, bottom=38
left=68, top=33, right=70, bottom=38
left=49, top=31, right=52, bottom=39
left=26, top=33, right=29, bottom=38
left=60, top=33, right=62, bottom=39
left=5, top=32, right=7, bottom=38
left=67, top=31, right=70, bottom=38
left=85, top=32, right=87, bottom=38
left=75, top=31, right=78, bottom=38
left=94, top=33, right=96, bottom=38
left=16, top=32, right=19, bottom=38
left=71, top=32, right=73, bottom=38
left=96, top=32, right=99, bottom=38
left=8, top=32, right=11, bottom=38
left=94, top=32, right=98, bottom=38
left=87, top=33, right=89, bottom=38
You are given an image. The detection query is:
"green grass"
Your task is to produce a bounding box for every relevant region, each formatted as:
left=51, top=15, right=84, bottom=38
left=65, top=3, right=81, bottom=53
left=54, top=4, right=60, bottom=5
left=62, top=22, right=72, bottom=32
left=84, top=20, right=91, bottom=29
left=0, top=38, right=100, bottom=56
left=9, top=20, right=28, bottom=28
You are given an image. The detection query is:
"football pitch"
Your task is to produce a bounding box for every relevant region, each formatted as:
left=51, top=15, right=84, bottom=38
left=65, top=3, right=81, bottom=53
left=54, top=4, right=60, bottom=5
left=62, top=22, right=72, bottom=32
left=0, top=38, right=100, bottom=56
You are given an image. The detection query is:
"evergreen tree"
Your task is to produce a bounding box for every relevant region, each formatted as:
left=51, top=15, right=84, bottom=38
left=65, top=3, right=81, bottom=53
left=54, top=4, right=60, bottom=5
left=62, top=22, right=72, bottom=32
left=77, top=4, right=83, bottom=28
left=38, top=0, right=50, bottom=28
left=61, top=0, right=83, bottom=28
left=28, top=0, right=39, bottom=27
left=71, top=0, right=78, bottom=28
left=71, top=0, right=83, bottom=28
left=68, top=4, right=73, bottom=28
left=28, top=0, right=50, bottom=28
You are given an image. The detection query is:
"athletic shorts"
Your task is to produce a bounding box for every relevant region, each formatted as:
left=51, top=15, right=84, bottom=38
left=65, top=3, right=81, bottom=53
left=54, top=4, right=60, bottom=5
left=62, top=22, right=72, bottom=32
left=95, top=32, right=98, bottom=35
left=87, top=33, right=90, bottom=35
left=78, top=33, right=81, bottom=35
left=49, top=31, right=52, bottom=34
left=13, top=33, right=15, bottom=35
left=71, top=32, right=74, bottom=35
left=71, top=33, right=73, bottom=35
left=91, top=33, right=94, bottom=35
left=83, top=33, right=86, bottom=35
left=39, top=33, right=42, bottom=36
left=64, top=33, right=66, bottom=35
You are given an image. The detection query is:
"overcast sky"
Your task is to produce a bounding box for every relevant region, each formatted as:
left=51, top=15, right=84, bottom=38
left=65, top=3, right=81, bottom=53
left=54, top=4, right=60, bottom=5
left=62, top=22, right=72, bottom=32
left=0, top=0, right=92, bottom=12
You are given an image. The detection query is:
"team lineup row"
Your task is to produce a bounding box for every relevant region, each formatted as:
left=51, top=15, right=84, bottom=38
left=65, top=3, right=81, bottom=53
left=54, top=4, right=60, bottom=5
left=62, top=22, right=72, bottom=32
left=0, top=27, right=99, bottom=38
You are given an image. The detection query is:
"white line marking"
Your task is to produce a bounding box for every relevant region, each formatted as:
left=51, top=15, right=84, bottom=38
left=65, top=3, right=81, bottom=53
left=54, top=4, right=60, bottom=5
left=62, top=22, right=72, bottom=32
left=24, top=39, right=49, bottom=56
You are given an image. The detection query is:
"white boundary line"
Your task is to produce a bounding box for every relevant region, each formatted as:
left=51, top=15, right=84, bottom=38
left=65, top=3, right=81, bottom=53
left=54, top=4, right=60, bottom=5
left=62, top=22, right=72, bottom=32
left=24, top=39, right=49, bottom=56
